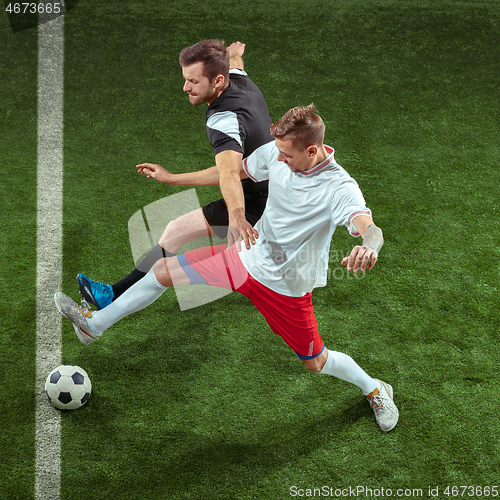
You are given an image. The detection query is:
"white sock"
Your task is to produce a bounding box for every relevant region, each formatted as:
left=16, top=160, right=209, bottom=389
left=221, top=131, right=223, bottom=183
left=88, top=270, right=167, bottom=334
left=319, top=349, right=380, bottom=395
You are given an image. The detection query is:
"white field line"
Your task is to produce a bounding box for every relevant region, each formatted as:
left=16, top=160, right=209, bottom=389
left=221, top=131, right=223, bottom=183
left=35, top=12, right=64, bottom=500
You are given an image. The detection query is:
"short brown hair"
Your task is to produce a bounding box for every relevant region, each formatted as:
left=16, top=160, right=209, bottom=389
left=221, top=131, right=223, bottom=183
left=270, top=104, right=325, bottom=149
left=179, top=39, right=229, bottom=82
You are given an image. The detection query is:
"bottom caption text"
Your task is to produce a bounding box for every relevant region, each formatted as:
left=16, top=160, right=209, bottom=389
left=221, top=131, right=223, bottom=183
left=290, top=486, right=499, bottom=498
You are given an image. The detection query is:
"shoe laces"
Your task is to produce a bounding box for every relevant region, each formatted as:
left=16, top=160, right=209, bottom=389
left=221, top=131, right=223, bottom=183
left=81, top=299, right=91, bottom=310
left=73, top=300, right=91, bottom=317
left=367, top=389, right=386, bottom=414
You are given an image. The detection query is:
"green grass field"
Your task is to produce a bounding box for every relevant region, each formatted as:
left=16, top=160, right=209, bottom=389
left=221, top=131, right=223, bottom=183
left=1, top=0, right=499, bottom=498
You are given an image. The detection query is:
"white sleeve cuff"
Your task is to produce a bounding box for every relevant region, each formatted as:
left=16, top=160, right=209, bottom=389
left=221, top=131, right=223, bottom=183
left=229, top=68, right=248, bottom=76
left=348, top=210, right=372, bottom=237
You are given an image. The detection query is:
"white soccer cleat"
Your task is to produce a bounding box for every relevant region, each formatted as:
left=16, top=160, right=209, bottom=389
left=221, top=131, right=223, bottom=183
left=366, top=379, right=399, bottom=432
left=54, top=292, right=100, bottom=345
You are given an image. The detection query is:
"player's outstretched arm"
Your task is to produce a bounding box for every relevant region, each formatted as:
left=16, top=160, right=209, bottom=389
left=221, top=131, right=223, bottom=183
left=341, top=216, right=384, bottom=273
left=136, top=163, right=221, bottom=186
left=215, top=149, right=258, bottom=250
left=227, top=41, right=245, bottom=70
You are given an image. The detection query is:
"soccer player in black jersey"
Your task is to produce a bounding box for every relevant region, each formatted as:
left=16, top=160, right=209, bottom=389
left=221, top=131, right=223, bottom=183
left=78, top=40, right=273, bottom=309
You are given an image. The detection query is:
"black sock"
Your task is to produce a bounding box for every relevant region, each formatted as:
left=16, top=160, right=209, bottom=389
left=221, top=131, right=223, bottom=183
left=112, top=244, right=175, bottom=300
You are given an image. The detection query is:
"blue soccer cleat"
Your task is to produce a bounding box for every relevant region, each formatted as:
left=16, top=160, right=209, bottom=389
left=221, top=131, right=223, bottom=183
left=77, top=273, right=114, bottom=310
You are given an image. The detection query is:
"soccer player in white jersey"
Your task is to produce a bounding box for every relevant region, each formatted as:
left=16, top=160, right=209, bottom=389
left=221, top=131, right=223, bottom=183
left=55, top=105, right=399, bottom=432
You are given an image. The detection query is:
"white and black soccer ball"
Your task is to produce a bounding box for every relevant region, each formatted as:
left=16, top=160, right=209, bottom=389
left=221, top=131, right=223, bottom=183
left=45, top=365, right=92, bottom=410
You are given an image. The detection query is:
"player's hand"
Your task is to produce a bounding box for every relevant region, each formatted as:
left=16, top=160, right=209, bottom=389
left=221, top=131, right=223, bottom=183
left=341, top=245, right=378, bottom=273
left=136, top=163, right=175, bottom=184
left=227, top=212, right=258, bottom=251
left=227, top=41, right=246, bottom=59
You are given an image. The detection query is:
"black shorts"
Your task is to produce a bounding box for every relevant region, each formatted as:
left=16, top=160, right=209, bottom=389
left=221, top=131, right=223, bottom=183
left=202, top=180, right=268, bottom=238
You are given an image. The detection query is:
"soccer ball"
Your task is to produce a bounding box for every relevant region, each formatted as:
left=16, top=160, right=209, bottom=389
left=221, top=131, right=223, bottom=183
left=45, top=365, right=92, bottom=410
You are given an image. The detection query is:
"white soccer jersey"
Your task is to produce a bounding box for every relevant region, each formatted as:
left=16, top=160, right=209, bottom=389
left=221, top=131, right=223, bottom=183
left=239, top=141, right=372, bottom=297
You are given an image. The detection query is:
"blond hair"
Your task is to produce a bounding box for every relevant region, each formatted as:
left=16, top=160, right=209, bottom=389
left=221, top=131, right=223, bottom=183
left=270, top=104, right=325, bottom=149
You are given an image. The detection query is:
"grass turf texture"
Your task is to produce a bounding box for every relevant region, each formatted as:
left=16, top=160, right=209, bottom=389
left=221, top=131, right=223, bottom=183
left=0, top=16, right=38, bottom=500
left=1, top=0, right=500, bottom=498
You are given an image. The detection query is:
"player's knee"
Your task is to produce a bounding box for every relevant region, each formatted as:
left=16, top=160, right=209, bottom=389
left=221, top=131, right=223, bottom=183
left=302, top=349, right=328, bottom=373
left=153, top=258, right=171, bottom=286
left=158, top=220, right=178, bottom=246
left=303, top=356, right=324, bottom=373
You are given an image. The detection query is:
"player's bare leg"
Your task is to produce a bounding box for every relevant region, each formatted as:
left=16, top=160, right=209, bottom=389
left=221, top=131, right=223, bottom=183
left=158, top=207, right=217, bottom=255
left=303, top=348, right=328, bottom=373
left=152, top=256, right=190, bottom=288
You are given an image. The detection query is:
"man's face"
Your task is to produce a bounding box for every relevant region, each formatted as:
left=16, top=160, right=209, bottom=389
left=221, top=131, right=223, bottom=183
left=182, top=62, right=219, bottom=105
left=275, top=138, right=316, bottom=173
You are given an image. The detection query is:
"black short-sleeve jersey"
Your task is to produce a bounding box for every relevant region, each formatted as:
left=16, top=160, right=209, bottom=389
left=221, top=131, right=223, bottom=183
left=205, top=69, right=272, bottom=193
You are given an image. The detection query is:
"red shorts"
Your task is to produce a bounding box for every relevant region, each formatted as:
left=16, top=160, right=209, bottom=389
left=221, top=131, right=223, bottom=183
left=182, top=244, right=324, bottom=359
